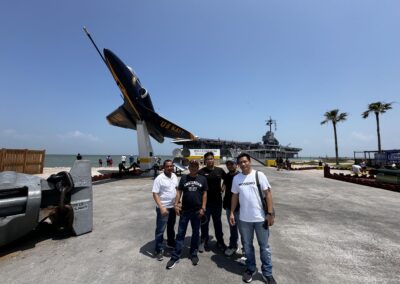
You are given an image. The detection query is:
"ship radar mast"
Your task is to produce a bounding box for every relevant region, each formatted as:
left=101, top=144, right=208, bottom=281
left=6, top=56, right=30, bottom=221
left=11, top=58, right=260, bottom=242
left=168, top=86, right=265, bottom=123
left=263, top=116, right=279, bottom=146
left=266, top=117, right=277, bottom=132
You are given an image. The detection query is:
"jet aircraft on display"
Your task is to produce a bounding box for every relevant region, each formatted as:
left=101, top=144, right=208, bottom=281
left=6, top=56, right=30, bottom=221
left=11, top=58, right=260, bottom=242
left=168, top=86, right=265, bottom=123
left=84, top=27, right=195, bottom=170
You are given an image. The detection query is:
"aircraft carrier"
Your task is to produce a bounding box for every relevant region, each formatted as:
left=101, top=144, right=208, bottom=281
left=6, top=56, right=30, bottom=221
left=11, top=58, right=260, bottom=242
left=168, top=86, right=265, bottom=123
left=172, top=117, right=302, bottom=162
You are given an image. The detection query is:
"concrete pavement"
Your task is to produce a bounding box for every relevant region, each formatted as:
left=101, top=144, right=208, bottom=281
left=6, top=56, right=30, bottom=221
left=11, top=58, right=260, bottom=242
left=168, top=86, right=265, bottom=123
left=1, top=165, right=399, bottom=283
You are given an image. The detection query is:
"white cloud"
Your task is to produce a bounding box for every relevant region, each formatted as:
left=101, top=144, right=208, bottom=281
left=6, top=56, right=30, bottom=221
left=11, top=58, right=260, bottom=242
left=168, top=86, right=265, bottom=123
left=351, top=131, right=374, bottom=142
left=58, top=130, right=99, bottom=142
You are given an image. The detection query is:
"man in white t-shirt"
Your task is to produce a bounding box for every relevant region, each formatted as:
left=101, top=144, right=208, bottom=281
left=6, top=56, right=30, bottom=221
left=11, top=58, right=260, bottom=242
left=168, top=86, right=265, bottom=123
left=152, top=160, right=178, bottom=261
left=230, top=153, right=276, bottom=284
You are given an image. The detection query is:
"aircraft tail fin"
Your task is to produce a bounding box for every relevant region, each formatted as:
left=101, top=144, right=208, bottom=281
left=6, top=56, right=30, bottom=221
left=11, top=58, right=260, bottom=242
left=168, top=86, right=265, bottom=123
left=146, top=111, right=196, bottom=141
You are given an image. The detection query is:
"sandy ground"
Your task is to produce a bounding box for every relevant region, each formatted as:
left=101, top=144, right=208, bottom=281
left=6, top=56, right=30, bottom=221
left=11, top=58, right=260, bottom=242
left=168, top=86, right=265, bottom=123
left=34, top=167, right=120, bottom=179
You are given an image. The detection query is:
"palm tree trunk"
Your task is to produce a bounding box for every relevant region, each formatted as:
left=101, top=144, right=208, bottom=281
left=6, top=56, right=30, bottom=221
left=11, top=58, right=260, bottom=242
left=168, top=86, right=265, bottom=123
left=333, top=122, right=339, bottom=165
left=375, top=112, right=381, bottom=152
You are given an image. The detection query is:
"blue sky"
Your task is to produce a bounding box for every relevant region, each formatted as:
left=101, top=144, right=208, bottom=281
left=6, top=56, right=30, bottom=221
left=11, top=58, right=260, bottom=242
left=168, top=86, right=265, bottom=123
left=0, top=0, right=399, bottom=157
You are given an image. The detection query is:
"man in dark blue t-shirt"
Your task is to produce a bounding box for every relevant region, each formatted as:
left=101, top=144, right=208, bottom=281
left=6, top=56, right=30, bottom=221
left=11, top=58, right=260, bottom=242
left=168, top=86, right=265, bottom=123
left=166, top=160, right=208, bottom=269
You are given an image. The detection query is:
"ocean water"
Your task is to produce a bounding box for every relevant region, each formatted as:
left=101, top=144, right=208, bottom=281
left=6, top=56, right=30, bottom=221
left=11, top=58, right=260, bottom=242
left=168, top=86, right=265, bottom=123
left=44, top=154, right=352, bottom=167
left=44, top=154, right=173, bottom=168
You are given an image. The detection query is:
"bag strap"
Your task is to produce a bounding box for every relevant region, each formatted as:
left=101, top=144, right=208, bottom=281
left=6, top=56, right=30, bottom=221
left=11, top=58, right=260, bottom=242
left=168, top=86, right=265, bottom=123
left=255, top=170, right=268, bottom=213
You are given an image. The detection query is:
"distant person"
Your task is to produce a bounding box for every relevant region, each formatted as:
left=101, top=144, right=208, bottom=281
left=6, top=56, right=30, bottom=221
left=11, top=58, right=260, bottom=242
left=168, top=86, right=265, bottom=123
left=76, top=153, right=82, bottom=160
left=109, top=158, right=113, bottom=167
left=106, top=155, right=111, bottom=167
left=121, top=155, right=127, bottom=165
left=279, top=157, right=284, bottom=170
left=152, top=160, right=178, bottom=261
left=98, top=158, right=103, bottom=167
left=285, top=158, right=291, bottom=170
left=360, top=160, right=367, bottom=173
left=129, top=155, right=134, bottom=165
left=275, top=157, right=283, bottom=171
left=230, top=153, right=276, bottom=284
left=118, top=162, right=129, bottom=177
left=198, top=151, right=227, bottom=252
left=166, top=160, right=207, bottom=269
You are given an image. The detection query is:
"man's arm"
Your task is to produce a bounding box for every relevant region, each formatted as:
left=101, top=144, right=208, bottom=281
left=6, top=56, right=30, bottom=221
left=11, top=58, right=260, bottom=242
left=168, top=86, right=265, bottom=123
left=152, top=193, right=168, bottom=216
left=174, top=190, right=182, bottom=216
left=229, top=193, right=239, bottom=225
left=264, top=189, right=275, bottom=226
left=199, top=191, right=207, bottom=216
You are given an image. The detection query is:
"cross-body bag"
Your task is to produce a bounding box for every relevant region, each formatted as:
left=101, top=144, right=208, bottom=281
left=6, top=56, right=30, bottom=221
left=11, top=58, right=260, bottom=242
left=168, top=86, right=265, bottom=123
left=255, top=170, right=276, bottom=219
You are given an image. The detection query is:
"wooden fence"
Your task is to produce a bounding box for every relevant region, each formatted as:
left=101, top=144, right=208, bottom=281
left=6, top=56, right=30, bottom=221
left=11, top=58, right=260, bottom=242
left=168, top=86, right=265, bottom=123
left=0, top=149, right=45, bottom=174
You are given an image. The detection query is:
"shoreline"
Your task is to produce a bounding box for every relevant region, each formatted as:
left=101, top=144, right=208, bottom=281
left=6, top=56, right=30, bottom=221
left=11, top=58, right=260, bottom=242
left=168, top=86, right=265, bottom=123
left=34, top=165, right=353, bottom=180
left=34, top=166, right=120, bottom=179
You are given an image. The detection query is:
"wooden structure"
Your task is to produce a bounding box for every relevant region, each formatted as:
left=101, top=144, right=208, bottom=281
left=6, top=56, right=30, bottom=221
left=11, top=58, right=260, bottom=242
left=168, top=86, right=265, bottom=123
left=0, top=149, right=45, bottom=174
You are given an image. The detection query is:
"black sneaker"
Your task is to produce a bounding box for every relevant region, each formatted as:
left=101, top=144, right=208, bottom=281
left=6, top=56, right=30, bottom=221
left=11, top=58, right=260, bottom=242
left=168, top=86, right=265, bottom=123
left=155, top=251, right=163, bottom=261
left=242, top=269, right=256, bottom=283
left=166, top=258, right=178, bottom=269
left=216, top=242, right=227, bottom=251
left=190, top=255, right=199, bottom=266
left=262, top=275, right=277, bottom=284
left=224, top=246, right=239, bottom=256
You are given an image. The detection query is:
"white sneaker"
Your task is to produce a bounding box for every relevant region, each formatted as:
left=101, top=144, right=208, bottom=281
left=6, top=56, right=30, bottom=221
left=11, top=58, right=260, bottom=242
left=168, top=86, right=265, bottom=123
left=238, top=256, right=247, bottom=266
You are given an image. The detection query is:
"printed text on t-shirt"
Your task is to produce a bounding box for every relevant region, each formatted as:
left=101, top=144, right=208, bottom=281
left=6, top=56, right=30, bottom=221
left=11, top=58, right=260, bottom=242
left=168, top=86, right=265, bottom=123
left=239, top=181, right=256, bottom=186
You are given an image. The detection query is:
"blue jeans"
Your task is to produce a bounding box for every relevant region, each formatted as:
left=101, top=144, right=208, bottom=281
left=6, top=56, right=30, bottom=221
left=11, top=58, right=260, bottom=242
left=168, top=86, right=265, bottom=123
left=225, top=209, right=243, bottom=248
left=154, top=207, right=176, bottom=253
left=201, top=206, right=224, bottom=243
left=171, top=210, right=201, bottom=260
left=239, top=220, right=272, bottom=276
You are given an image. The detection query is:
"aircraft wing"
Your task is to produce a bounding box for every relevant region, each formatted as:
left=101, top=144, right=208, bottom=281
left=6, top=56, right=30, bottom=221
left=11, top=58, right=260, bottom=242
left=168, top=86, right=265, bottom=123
left=106, top=104, right=137, bottom=130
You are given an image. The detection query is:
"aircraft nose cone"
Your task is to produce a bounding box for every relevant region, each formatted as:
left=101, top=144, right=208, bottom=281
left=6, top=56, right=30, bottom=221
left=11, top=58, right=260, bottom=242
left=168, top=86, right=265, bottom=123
left=103, top=49, right=130, bottom=79
left=103, top=48, right=117, bottom=65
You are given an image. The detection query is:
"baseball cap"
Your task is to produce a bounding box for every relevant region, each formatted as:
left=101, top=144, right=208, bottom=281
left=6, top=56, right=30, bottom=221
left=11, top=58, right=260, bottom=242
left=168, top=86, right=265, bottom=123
left=189, top=159, right=199, bottom=166
left=225, top=158, right=237, bottom=165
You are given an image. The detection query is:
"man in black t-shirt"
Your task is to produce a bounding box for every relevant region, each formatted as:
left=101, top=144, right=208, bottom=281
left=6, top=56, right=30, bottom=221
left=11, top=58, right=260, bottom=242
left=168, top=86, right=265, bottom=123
left=198, top=151, right=227, bottom=252
left=166, top=160, right=208, bottom=269
left=222, top=158, right=243, bottom=257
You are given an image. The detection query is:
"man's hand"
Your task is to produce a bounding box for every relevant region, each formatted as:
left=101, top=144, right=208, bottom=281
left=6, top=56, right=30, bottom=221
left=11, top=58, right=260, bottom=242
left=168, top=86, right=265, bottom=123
left=160, top=207, right=168, bottom=216
left=266, top=214, right=275, bottom=226
left=199, top=208, right=205, bottom=217
left=229, top=212, right=235, bottom=226
left=174, top=204, right=181, bottom=216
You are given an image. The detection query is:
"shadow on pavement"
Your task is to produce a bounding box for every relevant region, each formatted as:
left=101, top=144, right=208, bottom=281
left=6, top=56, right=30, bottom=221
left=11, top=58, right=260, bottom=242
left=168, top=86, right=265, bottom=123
left=140, top=237, right=208, bottom=260
left=0, top=223, right=72, bottom=258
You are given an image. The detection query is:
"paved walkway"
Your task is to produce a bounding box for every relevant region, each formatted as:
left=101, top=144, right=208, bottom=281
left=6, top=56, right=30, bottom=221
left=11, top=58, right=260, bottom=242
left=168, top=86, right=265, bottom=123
left=1, top=165, right=399, bottom=283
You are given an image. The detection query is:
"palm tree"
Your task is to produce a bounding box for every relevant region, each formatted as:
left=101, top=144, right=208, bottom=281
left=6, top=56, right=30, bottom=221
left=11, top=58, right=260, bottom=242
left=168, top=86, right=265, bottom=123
left=362, top=101, right=393, bottom=152
left=321, top=109, right=348, bottom=165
